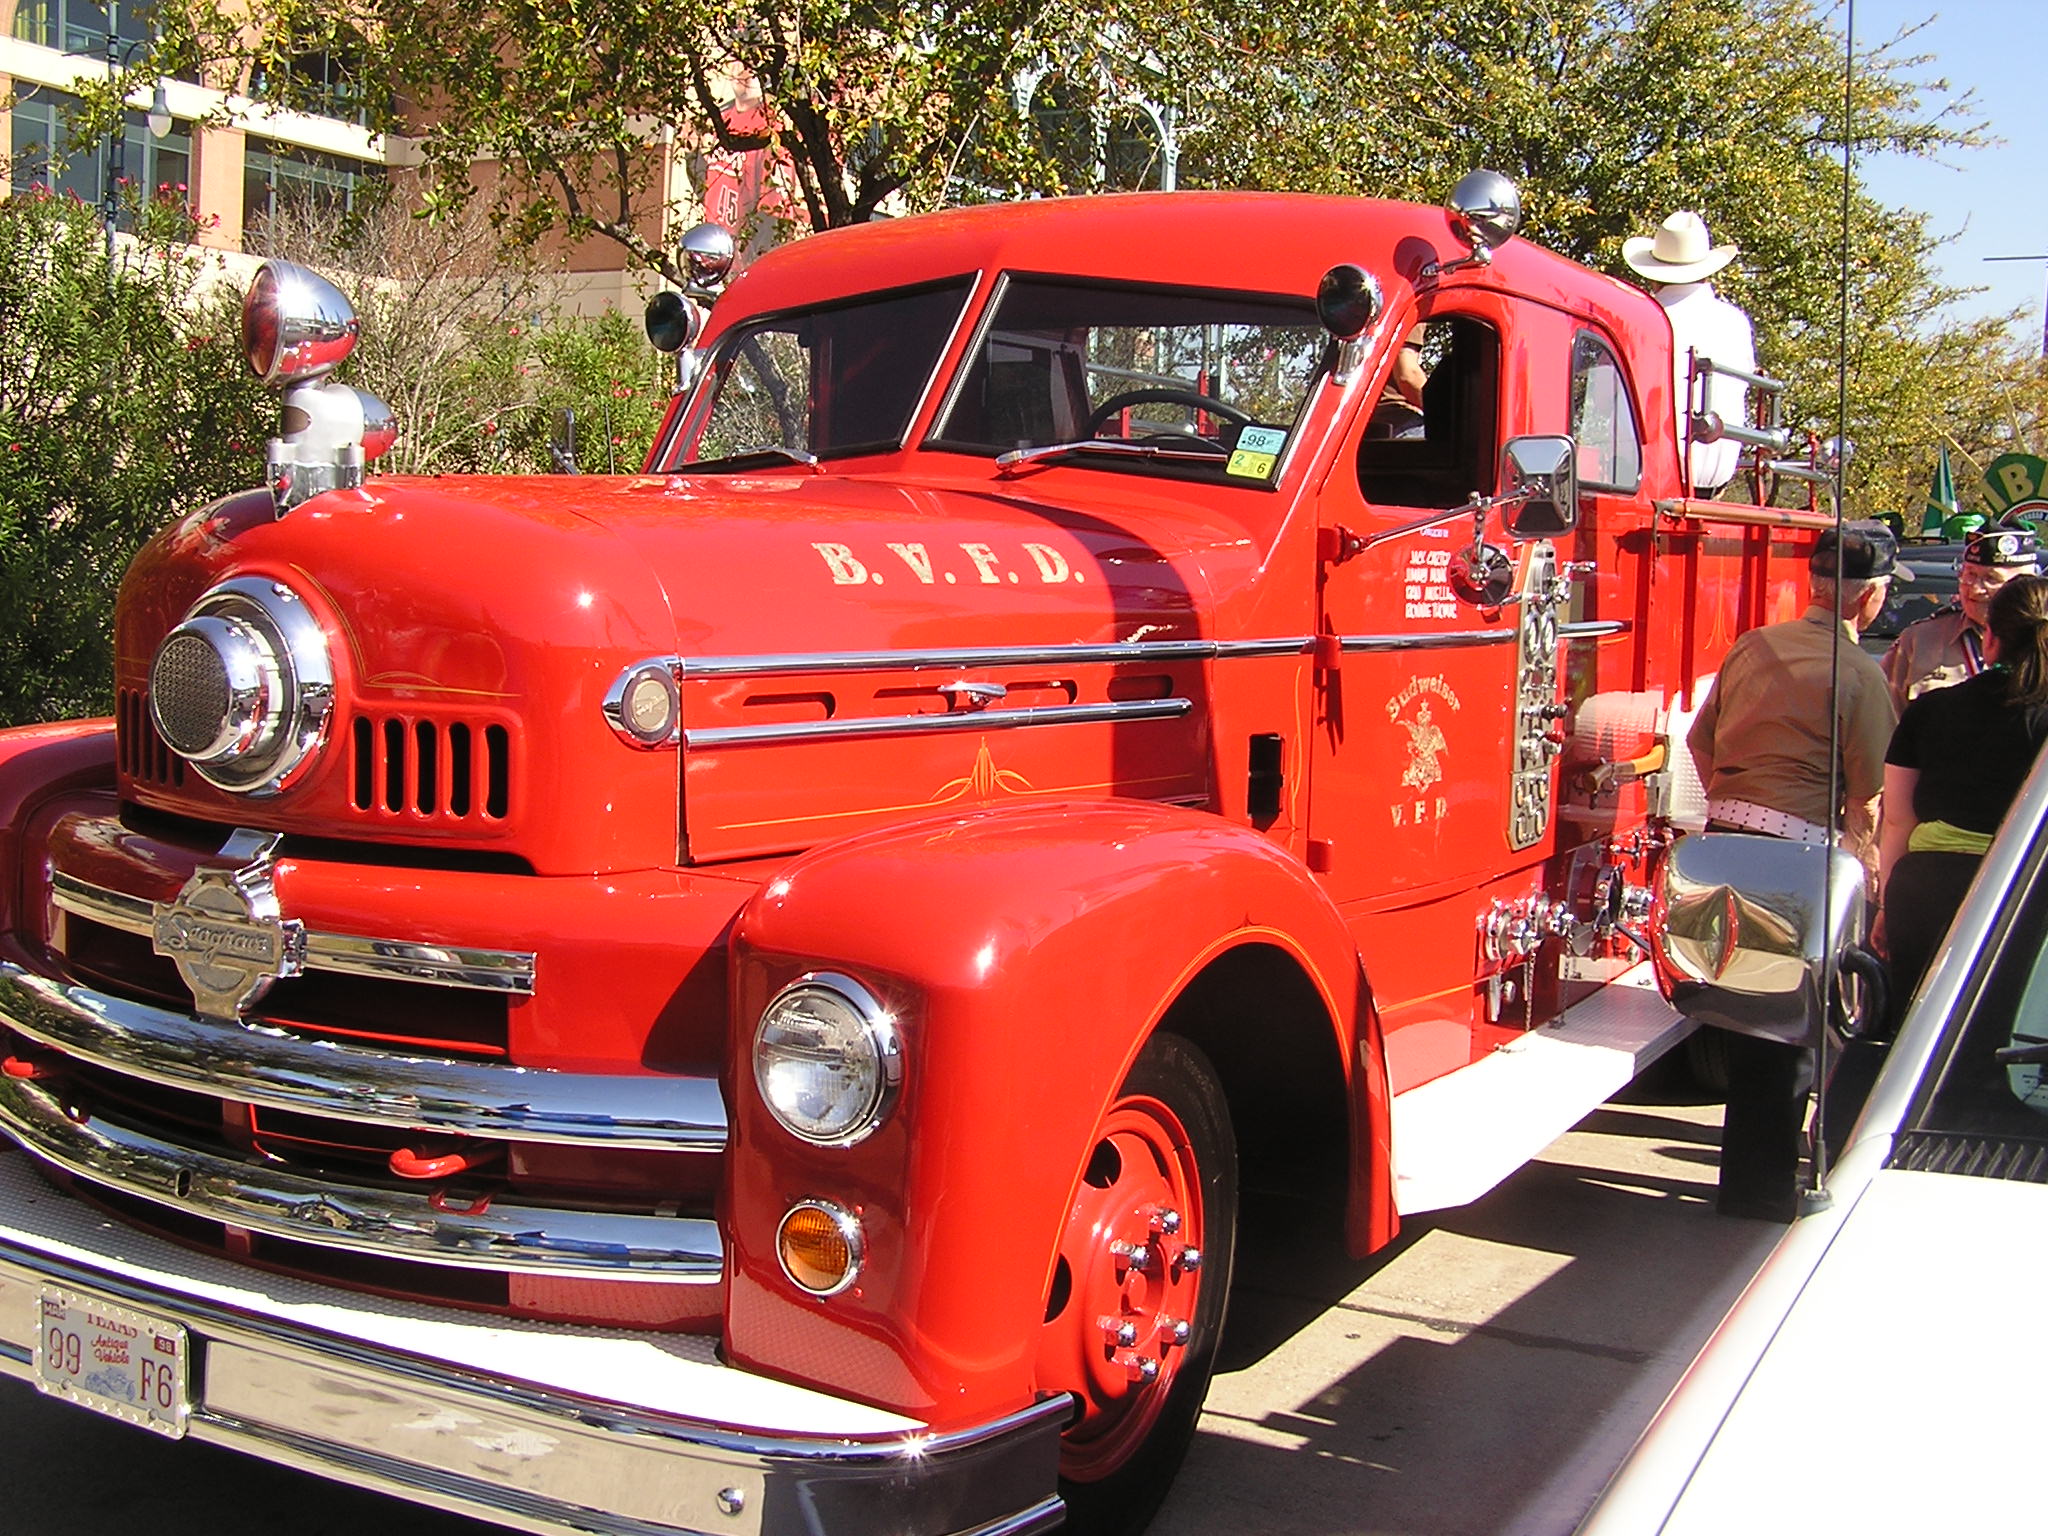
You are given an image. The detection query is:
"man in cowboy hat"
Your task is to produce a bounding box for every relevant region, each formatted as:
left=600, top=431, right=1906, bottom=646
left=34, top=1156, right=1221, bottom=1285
left=1882, top=520, right=2042, bottom=712
left=1624, top=211, right=1756, bottom=492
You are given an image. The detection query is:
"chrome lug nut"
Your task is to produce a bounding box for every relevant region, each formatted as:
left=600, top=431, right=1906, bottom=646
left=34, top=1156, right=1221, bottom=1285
left=1114, top=1321, right=1138, bottom=1347
left=1136, top=1357, right=1160, bottom=1383
left=1176, top=1246, right=1203, bottom=1273
left=1169, top=1318, right=1191, bottom=1345
left=1155, top=1208, right=1182, bottom=1235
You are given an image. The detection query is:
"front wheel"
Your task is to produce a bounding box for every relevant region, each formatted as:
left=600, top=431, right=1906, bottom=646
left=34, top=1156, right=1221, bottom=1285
left=1037, top=1033, right=1238, bottom=1534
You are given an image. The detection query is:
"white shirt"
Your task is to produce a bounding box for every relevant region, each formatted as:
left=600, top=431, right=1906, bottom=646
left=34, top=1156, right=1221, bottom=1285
left=1658, top=280, right=1756, bottom=491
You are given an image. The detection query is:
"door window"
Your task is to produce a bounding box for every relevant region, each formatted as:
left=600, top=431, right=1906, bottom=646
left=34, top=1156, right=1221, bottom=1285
left=1355, top=314, right=1500, bottom=510
left=1570, top=331, right=1642, bottom=492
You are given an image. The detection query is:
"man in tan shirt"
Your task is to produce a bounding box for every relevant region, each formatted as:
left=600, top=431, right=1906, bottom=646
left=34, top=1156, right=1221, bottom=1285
left=1685, top=522, right=1900, bottom=1220
left=1881, top=521, right=2038, bottom=711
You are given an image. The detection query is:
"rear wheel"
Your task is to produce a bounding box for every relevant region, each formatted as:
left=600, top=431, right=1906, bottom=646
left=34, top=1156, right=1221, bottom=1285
left=1684, top=1025, right=1732, bottom=1094
left=1037, top=1033, right=1238, bottom=1534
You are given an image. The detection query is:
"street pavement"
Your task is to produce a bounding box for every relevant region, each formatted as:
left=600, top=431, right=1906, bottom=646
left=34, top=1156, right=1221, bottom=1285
left=0, top=1067, right=1779, bottom=1535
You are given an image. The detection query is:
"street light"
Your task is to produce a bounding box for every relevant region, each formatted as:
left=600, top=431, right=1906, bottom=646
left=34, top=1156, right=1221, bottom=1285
left=1986, top=253, right=2048, bottom=359
left=95, top=0, right=173, bottom=263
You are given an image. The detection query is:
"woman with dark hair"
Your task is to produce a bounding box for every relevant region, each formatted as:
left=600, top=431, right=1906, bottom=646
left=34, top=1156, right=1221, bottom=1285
left=1879, top=572, right=2048, bottom=1003
left=1827, top=574, right=2048, bottom=1151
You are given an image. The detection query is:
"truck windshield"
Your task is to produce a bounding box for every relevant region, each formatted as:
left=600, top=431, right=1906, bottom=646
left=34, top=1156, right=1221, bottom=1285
left=928, top=277, right=1326, bottom=486
left=675, top=277, right=975, bottom=468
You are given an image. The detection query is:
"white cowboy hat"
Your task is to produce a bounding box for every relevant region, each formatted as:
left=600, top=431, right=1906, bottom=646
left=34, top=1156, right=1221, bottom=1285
left=1622, top=210, right=1738, bottom=283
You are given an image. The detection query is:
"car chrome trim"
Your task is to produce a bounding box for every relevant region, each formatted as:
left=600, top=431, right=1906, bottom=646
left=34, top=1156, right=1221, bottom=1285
left=668, top=636, right=1316, bottom=678
left=0, top=962, right=727, bottom=1151
left=1337, top=628, right=1518, bottom=652
left=0, top=1167, right=1070, bottom=1536
left=0, top=1070, right=722, bottom=1279
left=53, top=871, right=538, bottom=995
left=1556, top=619, right=1630, bottom=640
left=688, top=697, right=1192, bottom=748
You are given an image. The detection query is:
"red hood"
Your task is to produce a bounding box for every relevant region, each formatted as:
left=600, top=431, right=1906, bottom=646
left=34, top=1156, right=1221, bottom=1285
left=115, top=470, right=1249, bottom=870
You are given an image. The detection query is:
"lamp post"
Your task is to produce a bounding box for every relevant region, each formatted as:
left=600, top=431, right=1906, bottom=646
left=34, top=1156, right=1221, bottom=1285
left=96, top=0, right=173, bottom=264
left=1986, top=253, right=2048, bottom=359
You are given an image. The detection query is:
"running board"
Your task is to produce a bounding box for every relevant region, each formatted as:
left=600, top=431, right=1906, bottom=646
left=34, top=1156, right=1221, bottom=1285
left=1390, top=963, right=1693, bottom=1216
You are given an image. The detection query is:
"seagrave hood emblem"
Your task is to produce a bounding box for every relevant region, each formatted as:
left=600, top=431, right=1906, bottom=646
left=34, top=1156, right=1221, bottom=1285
left=151, top=830, right=306, bottom=1019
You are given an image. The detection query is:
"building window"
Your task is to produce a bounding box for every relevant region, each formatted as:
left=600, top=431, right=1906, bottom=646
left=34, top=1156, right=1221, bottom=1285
left=10, top=0, right=151, bottom=55
left=249, top=43, right=370, bottom=127
left=242, top=139, right=377, bottom=235
left=7, top=89, right=190, bottom=211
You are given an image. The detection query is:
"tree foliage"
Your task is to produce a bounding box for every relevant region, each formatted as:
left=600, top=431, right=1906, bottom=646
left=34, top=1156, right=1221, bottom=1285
left=0, top=186, right=271, bottom=725
left=152, top=0, right=1169, bottom=283
left=248, top=198, right=671, bottom=475
left=129, top=0, right=2026, bottom=519
left=1173, top=0, right=2019, bottom=521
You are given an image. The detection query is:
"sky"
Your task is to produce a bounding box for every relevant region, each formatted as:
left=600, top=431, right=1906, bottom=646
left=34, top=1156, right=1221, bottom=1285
left=1852, top=0, right=2048, bottom=350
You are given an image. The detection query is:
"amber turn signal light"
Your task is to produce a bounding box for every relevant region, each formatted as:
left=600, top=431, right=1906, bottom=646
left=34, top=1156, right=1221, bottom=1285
left=776, top=1201, right=862, bottom=1297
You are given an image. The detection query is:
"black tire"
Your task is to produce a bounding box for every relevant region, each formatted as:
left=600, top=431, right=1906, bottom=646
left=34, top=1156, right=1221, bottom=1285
left=1684, top=1025, right=1732, bottom=1094
left=1040, top=1033, right=1238, bottom=1535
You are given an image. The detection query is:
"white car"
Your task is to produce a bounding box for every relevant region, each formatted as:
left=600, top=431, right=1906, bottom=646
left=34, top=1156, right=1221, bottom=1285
left=1579, top=751, right=2048, bottom=1534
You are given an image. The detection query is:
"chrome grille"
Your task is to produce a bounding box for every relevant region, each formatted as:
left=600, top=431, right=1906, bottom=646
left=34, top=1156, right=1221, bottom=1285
left=150, top=632, right=235, bottom=754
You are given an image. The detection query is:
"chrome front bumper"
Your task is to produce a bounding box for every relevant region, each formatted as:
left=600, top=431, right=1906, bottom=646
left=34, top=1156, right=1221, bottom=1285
left=0, top=1155, right=1066, bottom=1536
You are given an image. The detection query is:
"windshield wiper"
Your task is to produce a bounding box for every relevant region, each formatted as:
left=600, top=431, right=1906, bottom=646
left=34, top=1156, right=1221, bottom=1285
left=687, top=445, right=821, bottom=474
left=1995, top=1039, right=2048, bottom=1066
left=994, top=439, right=1228, bottom=478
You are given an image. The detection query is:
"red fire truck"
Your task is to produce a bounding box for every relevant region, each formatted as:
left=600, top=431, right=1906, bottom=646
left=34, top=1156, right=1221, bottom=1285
left=0, top=174, right=1830, bottom=1535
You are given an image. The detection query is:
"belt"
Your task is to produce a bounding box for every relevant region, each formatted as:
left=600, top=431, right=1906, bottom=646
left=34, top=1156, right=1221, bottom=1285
left=1705, top=798, right=1832, bottom=844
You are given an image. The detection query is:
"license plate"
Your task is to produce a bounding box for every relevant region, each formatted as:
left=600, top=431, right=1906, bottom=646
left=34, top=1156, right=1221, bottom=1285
left=34, top=1287, right=190, bottom=1438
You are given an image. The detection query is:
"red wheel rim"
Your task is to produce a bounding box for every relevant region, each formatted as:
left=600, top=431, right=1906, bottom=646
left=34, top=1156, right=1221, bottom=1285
left=1038, top=1092, right=1207, bottom=1481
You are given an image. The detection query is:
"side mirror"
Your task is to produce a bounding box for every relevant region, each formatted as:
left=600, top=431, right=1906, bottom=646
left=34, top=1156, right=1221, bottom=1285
left=1425, top=171, right=1524, bottom=278
left=680, top=222, right=737, bottom=292
left=1446, top=169, right=1523, bottom=255
left=1652, top=832, right=1877, bottom=1047
left=1500, top=434, right=1579, bottom=539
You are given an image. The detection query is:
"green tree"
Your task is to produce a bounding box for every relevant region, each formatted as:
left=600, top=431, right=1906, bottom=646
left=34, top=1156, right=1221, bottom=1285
left=0, top=184, right=271, bottom=725
left=246, top=196, right=670, bottom=475
left=148, top=0, right=1161, bottom=282
left=1171, top=0, right=1993, bottom=522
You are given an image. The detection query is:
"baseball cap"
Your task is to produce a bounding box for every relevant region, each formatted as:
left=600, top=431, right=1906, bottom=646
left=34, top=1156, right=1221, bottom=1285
left=1962, top=521, right=2040, bottom=569
left=1811, top=521, right=1910, bottom=581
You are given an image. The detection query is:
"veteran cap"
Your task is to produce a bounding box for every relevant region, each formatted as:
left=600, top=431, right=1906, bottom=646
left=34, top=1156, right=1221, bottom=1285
left=1811, top=521, right=1910, bottom=581
left=1963, top=521, right=2040, bottom=569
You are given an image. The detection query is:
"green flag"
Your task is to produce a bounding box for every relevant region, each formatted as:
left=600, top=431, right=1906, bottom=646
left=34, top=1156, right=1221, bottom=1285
left=1923, top=443, right=1959, bottom=537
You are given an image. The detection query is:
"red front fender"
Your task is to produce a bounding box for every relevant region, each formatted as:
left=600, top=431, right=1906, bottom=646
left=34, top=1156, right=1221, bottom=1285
left=0, top=721, right=117, bottom=939
left=722, top=798, right=1390, bottom=1428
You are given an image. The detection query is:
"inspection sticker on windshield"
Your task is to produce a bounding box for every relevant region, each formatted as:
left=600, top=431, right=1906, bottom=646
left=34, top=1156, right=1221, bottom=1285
left=1227, top=426, right=1289, bottom=479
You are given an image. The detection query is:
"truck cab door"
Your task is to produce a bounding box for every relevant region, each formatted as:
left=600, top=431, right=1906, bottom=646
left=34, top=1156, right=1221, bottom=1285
left=1307, top=296, right=1566, bottom=1086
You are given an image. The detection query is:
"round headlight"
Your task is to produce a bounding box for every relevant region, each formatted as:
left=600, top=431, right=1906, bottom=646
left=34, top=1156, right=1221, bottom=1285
left=753, top=973, right=901, bottom=1146
left=148, top=577, right=334, bottom=794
